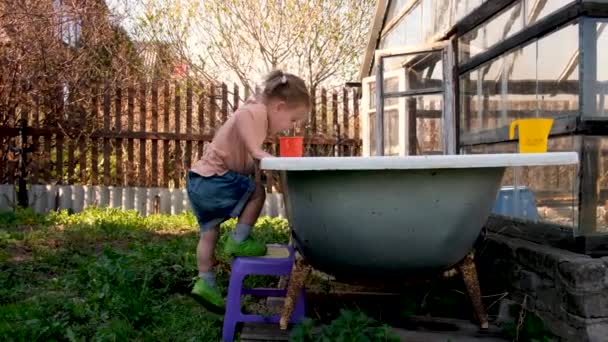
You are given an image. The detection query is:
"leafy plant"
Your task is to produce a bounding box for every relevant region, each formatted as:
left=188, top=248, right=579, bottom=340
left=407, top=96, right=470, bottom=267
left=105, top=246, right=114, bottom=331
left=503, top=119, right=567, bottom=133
left=0, top=207, right=50, bottom=228
left=503, top=304, right=554, bottom=342
left=290, top=309, right=400, bottom=342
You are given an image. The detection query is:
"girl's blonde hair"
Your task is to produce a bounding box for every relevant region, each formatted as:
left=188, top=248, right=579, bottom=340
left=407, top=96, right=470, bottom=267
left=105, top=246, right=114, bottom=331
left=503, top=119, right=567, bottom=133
left=262, top=70, right=311, bottom=108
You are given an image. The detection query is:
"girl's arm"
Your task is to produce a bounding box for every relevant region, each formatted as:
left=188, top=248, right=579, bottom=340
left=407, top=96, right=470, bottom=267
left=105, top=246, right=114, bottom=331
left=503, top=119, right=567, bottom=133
left=235, top=109, right=273, bottom=160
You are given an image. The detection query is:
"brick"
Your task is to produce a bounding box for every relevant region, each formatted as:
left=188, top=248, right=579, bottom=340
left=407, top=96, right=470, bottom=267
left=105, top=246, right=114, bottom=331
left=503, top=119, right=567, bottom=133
left=564, top=291, right=608, bottom=319
left=558, top=258, right=607, bottom=291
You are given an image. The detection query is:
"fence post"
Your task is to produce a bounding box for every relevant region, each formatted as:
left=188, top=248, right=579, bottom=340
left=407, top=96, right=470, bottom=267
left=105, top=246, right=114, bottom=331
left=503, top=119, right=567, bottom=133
left=221, top=83, right=228, bottom=123
left=343, top=87, right=350, bottom=156
left=174, top=82, right=182, bottom=188
left=332, top=91, right=339, bottom=156
left=151, top=81, right=159, bottom=187
left=17, top=119, right=29, bottom=208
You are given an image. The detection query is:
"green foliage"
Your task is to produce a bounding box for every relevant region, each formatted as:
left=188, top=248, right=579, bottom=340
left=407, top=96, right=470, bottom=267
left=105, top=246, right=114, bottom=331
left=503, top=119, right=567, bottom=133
left=0, top=207, right=289, bottom=341
left=290, top=309, right=400, bottom=342
left=0, top=207, right=51, bottom=228
left=503, top=304, right=554, bottom=342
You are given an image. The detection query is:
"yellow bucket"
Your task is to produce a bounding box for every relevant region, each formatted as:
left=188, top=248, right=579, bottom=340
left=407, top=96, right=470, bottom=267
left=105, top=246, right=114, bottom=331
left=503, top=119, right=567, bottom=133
left=509, top=118, right=554, bottom=153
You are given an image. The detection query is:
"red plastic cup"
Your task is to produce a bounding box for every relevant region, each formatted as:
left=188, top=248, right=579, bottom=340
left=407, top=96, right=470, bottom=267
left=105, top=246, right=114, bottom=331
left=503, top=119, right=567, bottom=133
left=279, top=136, right=304, bottom=157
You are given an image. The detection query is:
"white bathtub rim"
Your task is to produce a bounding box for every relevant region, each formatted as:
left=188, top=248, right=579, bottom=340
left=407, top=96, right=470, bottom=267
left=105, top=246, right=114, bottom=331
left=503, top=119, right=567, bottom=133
left=260, top=152, right=579, bottom=171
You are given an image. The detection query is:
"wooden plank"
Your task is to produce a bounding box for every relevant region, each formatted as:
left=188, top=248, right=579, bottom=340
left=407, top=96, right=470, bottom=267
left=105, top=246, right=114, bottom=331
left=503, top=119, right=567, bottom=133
left=66, top=138, right=76, bottom=184
left=342, top=88, right=350, bottom=139
left=77, top=137, right=85, bottom=184
left=198, top=84, right=206, bottom=134
left=408, top=98, right=417, bottom=155
left=174, top=82, right=181, bottom=134
left=221, top=83, right=228, bottom=123
left=91, top=139, right=98, bottom=186
left=56, top=135, right=64, bottom=184
left=127, top=86, right=135, bottom=130
left=209, top=84, right=217, bottom=132
left=174, top=83, right=182, bottom=188
left=151, top=82, right=159, bottom=187
left=42, top=134, right=51, bottom=182
left=321, top=88, right=327, bottom=134
left=332, top=91, right=339, bottom=156
left=233, top=84, right=240, bottom=111
left=103, top=84, right=111, bottom=186
left=103, top=137, right=111, bottom=186
left=163, top=81, right=171, bottom=187
left=197, top=84, right=206, bottom=161
left=29, top=138, right=39, bottom=186
left=127, top=86, right=135, bottom=186
left=310, top=87, right=317, bottom=135
left=308, top=87, right=317, bottom=156
left=139, top=82, right=147, bottom=186
left=88, top=86, right=99, bottom=185
left=115, top=87, right=123, bottom=186
left=343, top=88, right=350, bottom=156
left=185, top=81, right=193, bottom=170
left=186, top=82, right=193, bottom=132
left=353, top=89, right=360, bottom=139
left=28, top=107, right=39, bottom=184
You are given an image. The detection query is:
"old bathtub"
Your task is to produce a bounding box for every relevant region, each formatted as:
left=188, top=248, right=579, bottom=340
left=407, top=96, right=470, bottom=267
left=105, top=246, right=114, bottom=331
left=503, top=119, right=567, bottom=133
left=261, top=153, right=578, bottom=280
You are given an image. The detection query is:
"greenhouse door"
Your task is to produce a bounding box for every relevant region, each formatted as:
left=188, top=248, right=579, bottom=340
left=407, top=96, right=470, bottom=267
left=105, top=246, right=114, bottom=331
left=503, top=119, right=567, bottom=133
left=361, top=42, right=456, bottom=156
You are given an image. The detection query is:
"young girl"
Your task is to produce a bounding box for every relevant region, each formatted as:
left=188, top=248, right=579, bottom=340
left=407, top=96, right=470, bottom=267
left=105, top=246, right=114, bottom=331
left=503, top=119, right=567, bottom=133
left=187, top=70, right=310, bottom=311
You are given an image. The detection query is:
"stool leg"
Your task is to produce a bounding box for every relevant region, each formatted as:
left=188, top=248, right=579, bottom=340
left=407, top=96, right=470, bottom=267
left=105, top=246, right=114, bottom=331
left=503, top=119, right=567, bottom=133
left=222, top=272, right=245, bottom=342
left=292, top=288, right=306, bottom=323
left=280, top=259, right=310, bottom=330
left=458, top=252, right=489, bottom=329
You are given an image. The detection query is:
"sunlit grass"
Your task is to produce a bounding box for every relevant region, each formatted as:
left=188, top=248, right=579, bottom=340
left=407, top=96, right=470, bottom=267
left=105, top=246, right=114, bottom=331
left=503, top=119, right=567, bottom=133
left=0, top=207, right=289, bottom=341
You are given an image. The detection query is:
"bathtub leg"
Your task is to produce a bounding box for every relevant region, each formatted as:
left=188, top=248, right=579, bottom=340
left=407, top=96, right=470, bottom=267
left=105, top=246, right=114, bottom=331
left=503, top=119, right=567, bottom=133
left=458, top=252, right=489, bottom=329
left=280, top=259, right=310, bottom=330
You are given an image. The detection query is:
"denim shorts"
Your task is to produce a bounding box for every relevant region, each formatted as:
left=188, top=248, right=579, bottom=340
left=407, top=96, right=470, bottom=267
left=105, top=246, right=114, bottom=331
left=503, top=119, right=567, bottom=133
left=186, top=170, right=255, bottom=232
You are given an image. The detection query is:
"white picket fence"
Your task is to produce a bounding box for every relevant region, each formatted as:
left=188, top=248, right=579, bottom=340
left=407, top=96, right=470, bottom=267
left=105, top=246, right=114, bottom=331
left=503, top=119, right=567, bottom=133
left=0, top=184, right=286, bottom=218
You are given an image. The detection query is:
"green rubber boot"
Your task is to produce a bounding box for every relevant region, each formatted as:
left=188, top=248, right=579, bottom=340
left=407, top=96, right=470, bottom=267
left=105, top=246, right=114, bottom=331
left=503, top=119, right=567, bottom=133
left=223, top=236, right=267, bottom=257
left=191, top=278, right=225, bottom=313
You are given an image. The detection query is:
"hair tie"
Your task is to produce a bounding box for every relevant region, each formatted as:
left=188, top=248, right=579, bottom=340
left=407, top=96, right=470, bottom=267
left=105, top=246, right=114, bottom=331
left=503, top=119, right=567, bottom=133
left=281, top=75, right=287, bottom=84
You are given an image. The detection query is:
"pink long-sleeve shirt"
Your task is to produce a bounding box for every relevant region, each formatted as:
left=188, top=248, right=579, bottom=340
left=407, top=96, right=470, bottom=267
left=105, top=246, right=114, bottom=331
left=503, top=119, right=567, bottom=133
left=190, top=96, right=268, bottom=177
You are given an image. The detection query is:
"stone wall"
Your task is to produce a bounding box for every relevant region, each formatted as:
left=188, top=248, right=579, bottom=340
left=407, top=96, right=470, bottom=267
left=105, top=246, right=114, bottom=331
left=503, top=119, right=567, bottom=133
left=477, top=234, right=608, bottom=342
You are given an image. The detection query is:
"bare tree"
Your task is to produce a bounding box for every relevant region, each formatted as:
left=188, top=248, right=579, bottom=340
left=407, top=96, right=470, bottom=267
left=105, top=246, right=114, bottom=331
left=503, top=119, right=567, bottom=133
left=0, top=0, right=142, bottom=132
left=0, top=0, right=146, bottom=182
left=134, top=0, right=375, bottom=92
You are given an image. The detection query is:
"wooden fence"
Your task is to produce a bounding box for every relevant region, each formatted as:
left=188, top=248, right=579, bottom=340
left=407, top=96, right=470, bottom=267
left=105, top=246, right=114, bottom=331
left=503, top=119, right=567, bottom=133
left=0, top=81, right=362, bottom=195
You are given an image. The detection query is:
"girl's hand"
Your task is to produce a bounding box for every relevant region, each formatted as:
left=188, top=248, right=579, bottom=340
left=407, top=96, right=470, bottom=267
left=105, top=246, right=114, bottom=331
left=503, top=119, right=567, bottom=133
left=254, top=151, right=274, bottom=160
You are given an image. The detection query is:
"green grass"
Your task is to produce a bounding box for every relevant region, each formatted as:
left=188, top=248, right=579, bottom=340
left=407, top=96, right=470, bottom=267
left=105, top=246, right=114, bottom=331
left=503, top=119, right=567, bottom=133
left=290, top=309, right=400, bottom=342
left=0, top=207, right=289, bottom=341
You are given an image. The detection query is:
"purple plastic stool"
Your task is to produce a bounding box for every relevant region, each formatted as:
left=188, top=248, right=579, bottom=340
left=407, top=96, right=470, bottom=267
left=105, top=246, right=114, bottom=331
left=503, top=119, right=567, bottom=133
left=222, top=244, right=306, bottom=342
